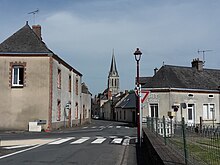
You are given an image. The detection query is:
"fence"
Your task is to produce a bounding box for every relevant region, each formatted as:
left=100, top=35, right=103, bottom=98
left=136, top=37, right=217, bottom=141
left=143, top=116, right=220, bottom=165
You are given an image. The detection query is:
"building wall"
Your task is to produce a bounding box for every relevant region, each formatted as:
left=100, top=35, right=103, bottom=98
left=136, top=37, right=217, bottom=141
left=81, top=92, right=92, bottom=124
left=143, top=90, right=220, bottom=125
left=102, top=101, right=111, bottom=120
left=0, top=56, right=50, bottom=130
left=51, top=59, right=72, bottom=129
left=115, top=108, right=135, bottom=123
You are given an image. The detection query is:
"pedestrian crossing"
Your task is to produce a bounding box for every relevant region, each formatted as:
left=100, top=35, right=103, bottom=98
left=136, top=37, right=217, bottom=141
left=3, top=136, right=137, bottom=150
left=82, top=125, right=132, bottom=129
left=47, top=136, right=137, bottom=146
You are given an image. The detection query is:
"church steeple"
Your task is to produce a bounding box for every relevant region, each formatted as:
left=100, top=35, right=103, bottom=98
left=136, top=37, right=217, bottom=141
left=109, top=49, right=119, bottom=77
left=108, top=49, right=120, bottom=96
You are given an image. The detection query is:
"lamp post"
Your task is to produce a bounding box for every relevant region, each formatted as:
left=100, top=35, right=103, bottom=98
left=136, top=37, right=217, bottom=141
left=134, top=48, right=142, bottom=146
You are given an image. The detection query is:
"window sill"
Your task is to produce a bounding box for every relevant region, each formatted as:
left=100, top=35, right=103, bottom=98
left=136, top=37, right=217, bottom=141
left=11, top=86, right=24, bottom=88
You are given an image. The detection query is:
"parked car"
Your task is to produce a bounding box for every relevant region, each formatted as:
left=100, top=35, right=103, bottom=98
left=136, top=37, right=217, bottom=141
left=93, top=115, right=99, bottom=119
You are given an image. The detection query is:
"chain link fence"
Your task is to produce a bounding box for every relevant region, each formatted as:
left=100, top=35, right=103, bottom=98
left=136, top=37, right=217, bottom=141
left=143, top=116, right=220, bottom=165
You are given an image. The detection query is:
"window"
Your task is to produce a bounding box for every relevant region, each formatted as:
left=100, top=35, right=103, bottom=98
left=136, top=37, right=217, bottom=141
left=208, top=95, right=214, bottom=98
left=75, top=102, right=78, bottom=119
left=57, top=100, right=61, bottom=121
left=150, top=104, right=158, bottom=117
left=75, top=79, right=78, bottom=95
left=203, top=104, right=215, bottom=120
left=69, top=75, right=71, bottom=92
left=187, top=104, right=194, bottom=122
left=12, top=66, right=24, bottom=87
left=57, top=69, right=61, bottom=89
left=188, top=94, right=194, bottom=98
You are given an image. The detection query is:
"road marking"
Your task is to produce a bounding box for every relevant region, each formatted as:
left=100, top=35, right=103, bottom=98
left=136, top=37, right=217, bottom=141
left=99, top=126, right=105, bottom=128
left=122, top=139, right=130, bottom=146
left=108, top=126, right=113, bottom=128
left=0, top=139, right=55, bottom=160
left=71, top=137, right=90, bottom=144
left=82, top=127, right=88, bottom=129
left=109, top=136, right=117, bottom=138
left=116, top=126, right=121, bottom=129
left=91, top=138, right=106, bottom=144
left=111, top=138, right=123, bottom=144
left=48, top=137, right=74, bottom=145
left=3, top=144, right=36, bottom=149
left=125, top=127, right=129, bottom=129
left=91, top=126, right=97, bottom=128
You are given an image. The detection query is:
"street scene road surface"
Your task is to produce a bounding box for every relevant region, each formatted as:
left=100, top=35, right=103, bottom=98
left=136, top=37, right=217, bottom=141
left=0, top=120, right=139, bottom=165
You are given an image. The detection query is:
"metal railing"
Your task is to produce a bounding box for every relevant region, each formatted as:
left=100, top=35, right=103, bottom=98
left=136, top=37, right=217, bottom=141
left=143, top=116, right=220, bottom=165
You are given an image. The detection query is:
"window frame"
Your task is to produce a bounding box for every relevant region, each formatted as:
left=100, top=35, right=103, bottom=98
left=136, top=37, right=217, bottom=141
left=10, top=62, right=26, bottom=88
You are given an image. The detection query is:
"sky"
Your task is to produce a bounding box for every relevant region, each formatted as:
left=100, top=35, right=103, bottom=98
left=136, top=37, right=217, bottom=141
left=0, top=0, right=220, bottom=95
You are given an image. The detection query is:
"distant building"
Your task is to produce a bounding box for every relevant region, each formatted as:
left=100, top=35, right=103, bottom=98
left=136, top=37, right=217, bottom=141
left=92, top=51, right=121, bottom=119
left=142, top=59, right=220, bottom=126
left=0, top=22, right=91, bottom=131
left=107, top=51, right=120, bottom=98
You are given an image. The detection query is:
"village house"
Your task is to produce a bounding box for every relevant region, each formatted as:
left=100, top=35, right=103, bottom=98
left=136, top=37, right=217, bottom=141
left=142, top=59, right=220, bottom=126
left=0, top=22, right=91, bottom=131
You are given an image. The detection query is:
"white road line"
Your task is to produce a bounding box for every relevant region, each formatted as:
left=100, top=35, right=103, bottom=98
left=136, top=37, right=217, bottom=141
left=91, top=126, right=97, bottom=128
left=122, top=139, right=130, bottom=146
left=91, top=138, right=106, bottom=144
left=108, top=126, right=113, bottom=128
left=3, top=144, right=36, bottom=149
left=116, top=126, right=121, bottom=129
left=48, top=137, right=74, bottom=145
left=125, top=127, right=129, bottom=129
left=82, top=127, right=88, bottom=129
left=71, top=137, right=90, bottom=144
left=111, top=138, right=123, bottom=144
left=0, top=142, right=48, bottom=160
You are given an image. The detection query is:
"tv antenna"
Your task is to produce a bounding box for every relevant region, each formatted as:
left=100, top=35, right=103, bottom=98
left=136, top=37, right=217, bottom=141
left=197, top=49, right=213, bottom=65
left=28, top=9, right=39, bottom=24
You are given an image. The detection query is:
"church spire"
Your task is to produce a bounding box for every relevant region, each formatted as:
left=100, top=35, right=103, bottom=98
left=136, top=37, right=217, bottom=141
left=109, top=49, right=119, bottom=77
left=108, top=49, right=120, bottom=96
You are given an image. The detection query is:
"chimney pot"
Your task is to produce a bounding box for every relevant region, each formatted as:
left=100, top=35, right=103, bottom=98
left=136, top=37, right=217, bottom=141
left=191, top=58, right=203, bottom=71
left=32, top=25, right=42, bottom=40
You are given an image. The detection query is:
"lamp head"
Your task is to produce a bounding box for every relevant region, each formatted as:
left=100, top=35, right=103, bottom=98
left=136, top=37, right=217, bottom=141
left=134, top=48, right=142, bottom=61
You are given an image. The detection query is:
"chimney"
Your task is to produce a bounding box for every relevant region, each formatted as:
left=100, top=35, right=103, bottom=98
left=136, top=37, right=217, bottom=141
left=191, top=58, right=203, bottom=71
left=154, top=67, right=158, bottom=75
left=32, top=25, right=42, bottom=40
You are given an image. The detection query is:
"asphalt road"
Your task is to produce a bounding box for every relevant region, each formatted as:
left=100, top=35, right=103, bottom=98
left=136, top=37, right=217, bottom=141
left=0, top=120, right=139, bottom=165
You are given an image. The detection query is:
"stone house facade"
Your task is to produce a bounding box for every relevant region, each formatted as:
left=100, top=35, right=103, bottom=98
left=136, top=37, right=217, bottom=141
left=142, top=59, right=220, bottom=126
left=0, top=22, right=91, bottom=131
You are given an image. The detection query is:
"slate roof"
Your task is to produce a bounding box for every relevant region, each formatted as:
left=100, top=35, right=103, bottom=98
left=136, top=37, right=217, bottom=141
left=0, top=22, right=52, bottom=53
left=143, top=65, right=220, bottom=90
left=0, top=22, right=83, bottom=76
left=109, top=54, right=119, bottom=77
left=116, top=92, right=136, bottom=109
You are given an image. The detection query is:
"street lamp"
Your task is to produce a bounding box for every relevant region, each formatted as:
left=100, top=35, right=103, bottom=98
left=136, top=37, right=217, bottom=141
left=133, top=48, right=142, bottom=146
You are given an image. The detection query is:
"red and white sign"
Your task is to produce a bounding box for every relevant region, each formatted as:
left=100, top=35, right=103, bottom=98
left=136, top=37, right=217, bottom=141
left=141, top=90, right=150, bottom=103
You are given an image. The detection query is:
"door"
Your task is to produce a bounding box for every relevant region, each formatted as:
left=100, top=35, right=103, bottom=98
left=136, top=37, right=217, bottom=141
left=187, top=104, right=195, bottom=126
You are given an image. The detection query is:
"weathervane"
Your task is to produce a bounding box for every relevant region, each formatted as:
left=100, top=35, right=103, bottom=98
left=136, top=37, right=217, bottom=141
left=28, top=9, right=39, bottom=24
left=197, top=49, right=213, bottom=65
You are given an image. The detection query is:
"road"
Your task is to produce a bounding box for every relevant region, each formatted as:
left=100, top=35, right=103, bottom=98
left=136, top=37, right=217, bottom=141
left=0, top=120, right=139, bottom=165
